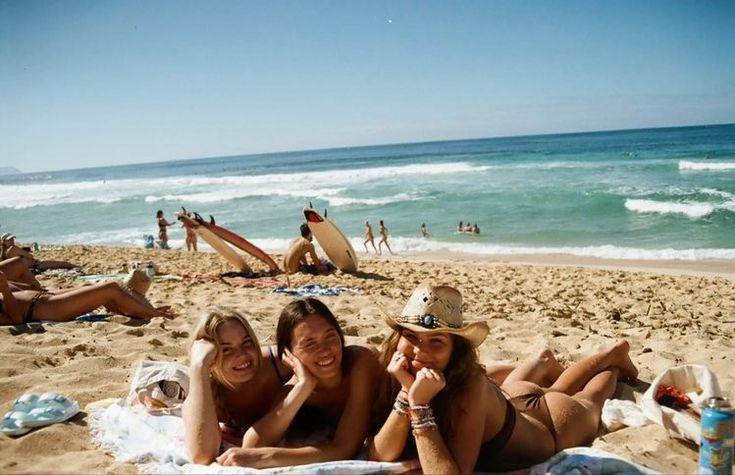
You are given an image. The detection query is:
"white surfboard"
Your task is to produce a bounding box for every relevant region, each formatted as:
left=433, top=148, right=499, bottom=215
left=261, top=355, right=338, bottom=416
left=180, top=214, right=252, bottom=272
left=304, top=207, right=359, bottom=273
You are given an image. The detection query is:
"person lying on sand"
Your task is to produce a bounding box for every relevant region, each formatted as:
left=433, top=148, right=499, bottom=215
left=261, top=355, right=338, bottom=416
left=368, top=281, right=638, bottom=473
left=183, top=307, right=294, bottom=464
left=283, top=223, right=328, bottom=275
left=216, top=297, right=382, bottom=468
left=0, top=234, right=77, bottom=273
left=0, top=271, right=174, bottom=325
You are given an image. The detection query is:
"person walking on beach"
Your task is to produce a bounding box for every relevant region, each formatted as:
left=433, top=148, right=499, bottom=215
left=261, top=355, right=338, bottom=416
left=378, top=220, right=394, bottom=255
left=363, top=221, right=378, bottom=253
left=156, top=210, right=175, bottom=250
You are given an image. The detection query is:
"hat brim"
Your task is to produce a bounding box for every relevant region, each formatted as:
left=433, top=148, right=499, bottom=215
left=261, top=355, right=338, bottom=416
left=376, top=303, right=489, bottom=348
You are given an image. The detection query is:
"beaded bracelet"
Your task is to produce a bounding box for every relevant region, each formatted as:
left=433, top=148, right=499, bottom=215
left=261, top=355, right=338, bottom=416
left=393, top=393, right=410, bottom=418
left=413, top=425, right=438, bottom=437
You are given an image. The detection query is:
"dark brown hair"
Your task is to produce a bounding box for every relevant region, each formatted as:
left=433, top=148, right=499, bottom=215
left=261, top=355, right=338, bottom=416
left=376, top=329, right=483, bottom=436
left=276, top=297, right=345, bottom=358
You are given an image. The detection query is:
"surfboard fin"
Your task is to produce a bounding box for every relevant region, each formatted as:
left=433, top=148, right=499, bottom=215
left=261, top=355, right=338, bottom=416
left=324, top=209, right=328, bottom=218
left=209, top=215, right=215, bottom=225
left=309, top=201, right=313, bottom=209
left=193, top=212, right=204, bottom=224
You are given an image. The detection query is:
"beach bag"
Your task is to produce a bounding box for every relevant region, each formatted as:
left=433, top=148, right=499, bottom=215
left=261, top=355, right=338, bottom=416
left=126, top=360, right=189, bottom=416
left=640, top=364, right=722, bottom=444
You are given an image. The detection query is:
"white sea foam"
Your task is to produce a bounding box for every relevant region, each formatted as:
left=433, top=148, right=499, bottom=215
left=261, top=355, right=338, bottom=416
left=0, top=162, right=484, bottom=209
left=326, top=192, right=424, bottom=207
left=367, top=237, right=735, bottom=261
left=679, top=160, right=735, bottom=171
left=624, top=199, right=722, bottom=219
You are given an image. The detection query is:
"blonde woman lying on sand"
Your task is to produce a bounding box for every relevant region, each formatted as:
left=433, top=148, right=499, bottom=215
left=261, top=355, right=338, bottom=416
left=183, top=307, right=293, bottom=464
left=0, top=271, right=174, bottom=325
left=215, top=298, right=382, bottom=468
left=368, top=281, right=638, bottom=473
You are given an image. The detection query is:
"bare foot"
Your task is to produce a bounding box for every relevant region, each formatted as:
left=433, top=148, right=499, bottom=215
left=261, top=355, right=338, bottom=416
left=611, top=339, right=638, bottom=384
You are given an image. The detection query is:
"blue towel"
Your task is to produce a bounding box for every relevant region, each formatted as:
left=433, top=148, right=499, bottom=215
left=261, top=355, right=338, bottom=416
left=272, top=284, right=359, bottom=297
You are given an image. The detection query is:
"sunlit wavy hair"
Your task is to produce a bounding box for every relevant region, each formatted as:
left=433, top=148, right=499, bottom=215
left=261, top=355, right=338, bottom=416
left=190, top=306, right=262, bottom=391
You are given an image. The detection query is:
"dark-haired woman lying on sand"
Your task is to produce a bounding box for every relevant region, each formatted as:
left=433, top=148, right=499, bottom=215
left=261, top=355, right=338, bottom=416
left=0, top=271, right=174, bottom=325
left=368, top=282, right=638, bottom=473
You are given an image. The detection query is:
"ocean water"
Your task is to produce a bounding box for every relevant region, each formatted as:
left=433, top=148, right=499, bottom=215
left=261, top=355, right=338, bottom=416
left=1, top=124, right=734, bottom=261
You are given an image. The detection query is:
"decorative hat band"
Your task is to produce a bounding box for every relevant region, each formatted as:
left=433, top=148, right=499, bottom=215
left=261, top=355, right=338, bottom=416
left=397, top=314, right=462, bottom=330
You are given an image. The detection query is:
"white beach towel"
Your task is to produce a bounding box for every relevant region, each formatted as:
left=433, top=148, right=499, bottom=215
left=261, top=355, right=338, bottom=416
left=88, top=401, right=417, bottom=474
left=640, top=364, right=722, bottom=444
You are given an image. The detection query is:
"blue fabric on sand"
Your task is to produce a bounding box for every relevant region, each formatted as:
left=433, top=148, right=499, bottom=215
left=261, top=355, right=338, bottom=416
left=272, top=284, right=359, bottom=297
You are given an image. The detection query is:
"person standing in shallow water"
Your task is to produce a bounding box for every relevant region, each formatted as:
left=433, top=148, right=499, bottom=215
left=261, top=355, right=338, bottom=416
left=156, top=210, right=175, bottom=250
left=363, top=221, right=378, bottom=253
left=378, top=220, right=394, bottom=255
left=420, top=223, right=428, bottom=238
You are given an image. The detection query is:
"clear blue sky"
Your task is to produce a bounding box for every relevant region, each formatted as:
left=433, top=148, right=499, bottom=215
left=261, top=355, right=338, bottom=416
left=1, top=0, right=734, bottom=173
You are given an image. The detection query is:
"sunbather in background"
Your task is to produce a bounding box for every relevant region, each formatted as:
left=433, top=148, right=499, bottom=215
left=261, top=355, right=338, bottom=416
left=0, top=271, right=174, bottom=325
left=0, top=234, right=77, bottom=273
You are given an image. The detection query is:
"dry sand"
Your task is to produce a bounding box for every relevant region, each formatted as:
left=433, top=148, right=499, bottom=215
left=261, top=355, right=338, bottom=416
left=1, top=245, right=733, bottom=474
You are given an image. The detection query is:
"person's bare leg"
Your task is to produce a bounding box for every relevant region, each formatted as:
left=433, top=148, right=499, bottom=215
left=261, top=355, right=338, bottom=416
left=503, top=348, right=566, bottom=387
left=34, top=282, right=170, bottom=321
left=545, top=367, right=619, bottom=450
left=37, top=260, right=76, bottom=270
left=549, top=340, right=637, bottom=395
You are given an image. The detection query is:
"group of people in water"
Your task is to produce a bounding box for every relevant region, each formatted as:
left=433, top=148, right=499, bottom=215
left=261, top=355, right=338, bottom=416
left=458, top=221, right=481, bottom=235
left=183, top=281, right=638, bottom=472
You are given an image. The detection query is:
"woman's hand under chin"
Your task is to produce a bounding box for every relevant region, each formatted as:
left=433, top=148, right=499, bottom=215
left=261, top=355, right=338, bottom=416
left=388, top=350, right=415, bottom=391
left=408, top=367, right=446, bottom=405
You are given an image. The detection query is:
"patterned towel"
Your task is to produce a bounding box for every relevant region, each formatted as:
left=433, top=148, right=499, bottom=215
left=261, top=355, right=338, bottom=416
left=272, top=284, right=360, bottom=297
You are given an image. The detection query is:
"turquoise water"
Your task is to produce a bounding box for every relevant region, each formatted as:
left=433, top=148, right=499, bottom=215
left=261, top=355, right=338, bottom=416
left=1, top=124, right=734, bottom=260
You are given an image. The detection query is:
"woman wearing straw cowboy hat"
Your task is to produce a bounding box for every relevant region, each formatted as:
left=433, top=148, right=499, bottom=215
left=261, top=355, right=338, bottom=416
left=368, top=281, right=638, bottom=473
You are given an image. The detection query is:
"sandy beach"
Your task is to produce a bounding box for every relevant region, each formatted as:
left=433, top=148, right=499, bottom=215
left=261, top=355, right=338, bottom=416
left=1, top=244, right=733, bottom=474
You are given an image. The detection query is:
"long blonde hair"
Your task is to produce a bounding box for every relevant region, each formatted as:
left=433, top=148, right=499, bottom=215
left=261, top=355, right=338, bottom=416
left=190, top=306, right=263, bottom=392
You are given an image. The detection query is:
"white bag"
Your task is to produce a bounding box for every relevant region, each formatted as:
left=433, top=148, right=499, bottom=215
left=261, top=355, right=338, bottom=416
left=640, top=364, right=722, bottom=444
left=126, top=360, right=189, bottom=416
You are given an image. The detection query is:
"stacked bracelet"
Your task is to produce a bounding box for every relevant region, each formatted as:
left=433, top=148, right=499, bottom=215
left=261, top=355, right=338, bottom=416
left=393, top=393, right=410, bottom=418
left=409, top=404, right=438, bottom=435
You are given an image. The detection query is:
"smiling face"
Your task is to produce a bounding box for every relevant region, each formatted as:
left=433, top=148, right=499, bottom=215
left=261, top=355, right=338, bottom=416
left=397, top=328, right=454, bottom=373
left=290, top=314, right=343, bottom=381
left=215, top=319, right=261, bottom=386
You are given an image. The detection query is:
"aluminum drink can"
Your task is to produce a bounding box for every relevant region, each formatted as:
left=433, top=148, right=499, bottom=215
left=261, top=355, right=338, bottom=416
left=699, top=396, right=734, bottom=475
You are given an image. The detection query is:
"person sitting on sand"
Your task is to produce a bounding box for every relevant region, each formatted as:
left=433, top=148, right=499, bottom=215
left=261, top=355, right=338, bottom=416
left=216, top=297, right=382, bottom=468
left=0, top=233, right=77, bottom=273
left=378, top=220, right=394, bottom=255
left=0, top=271, right=174, bottom=325
left=363, top=221, right=378, bottom=254
left=283, top=223, right=328, bottom=275
left=368, top=281, right=638, bottom=473
left=156, top=210, right=175, bottom=250
left=183, top=307, right=293, bottom=464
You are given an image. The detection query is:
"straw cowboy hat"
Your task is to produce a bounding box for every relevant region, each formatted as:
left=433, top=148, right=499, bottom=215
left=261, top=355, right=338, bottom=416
left=123, top=269, right=152, bottom=297
left=382, top=281, right=489, bottom=348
